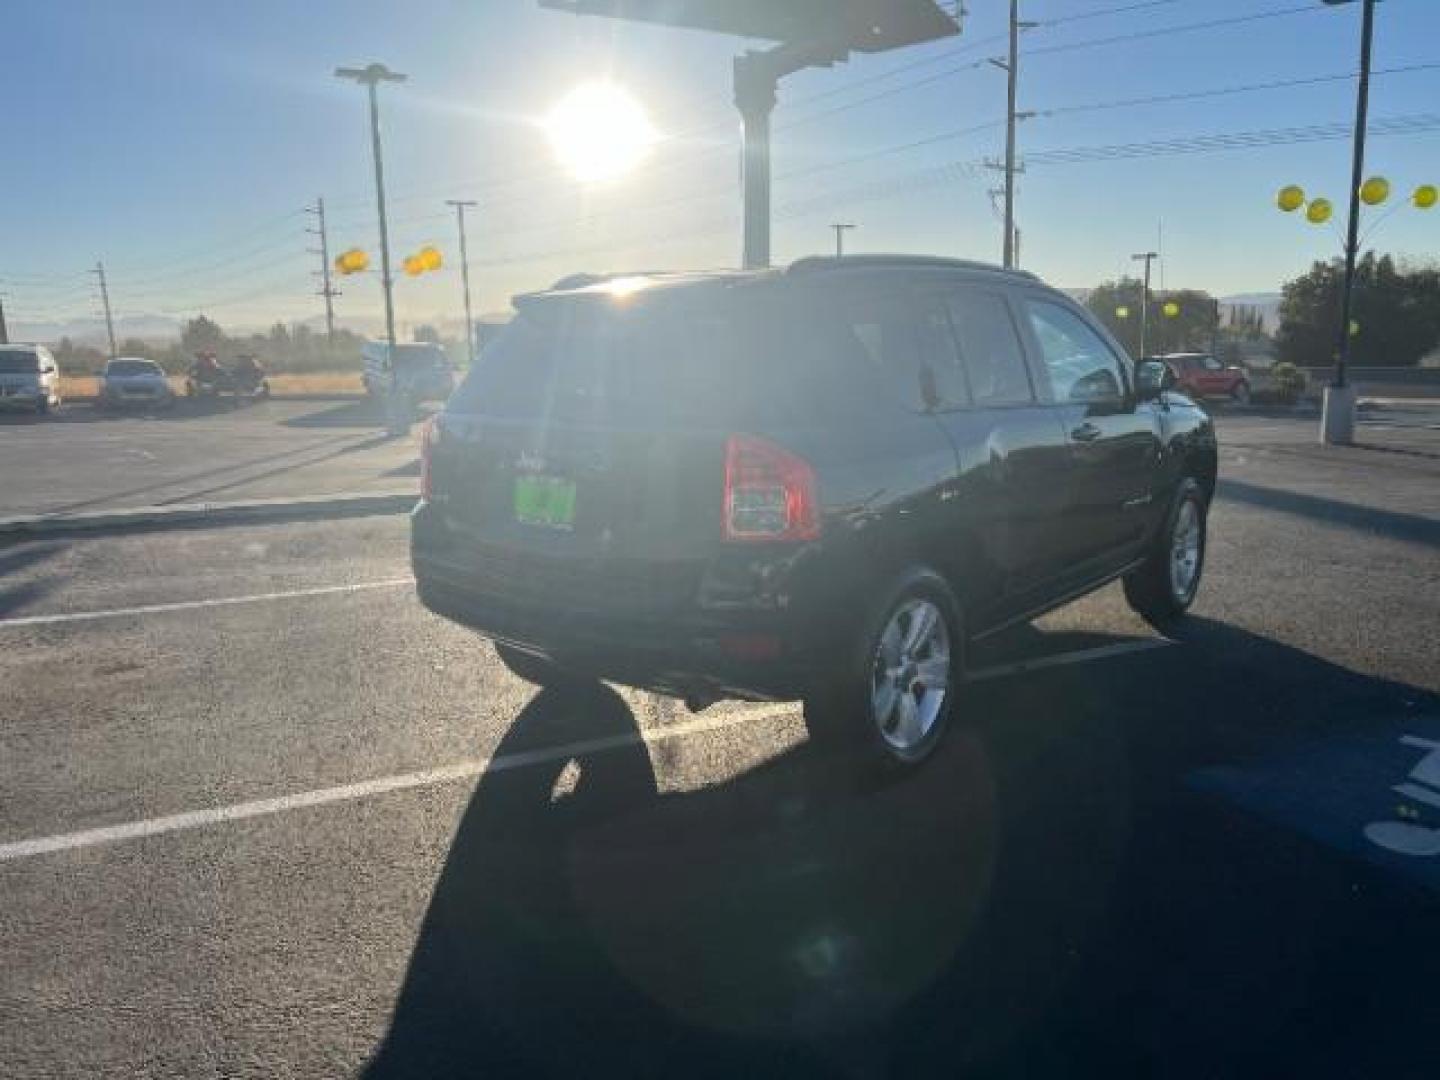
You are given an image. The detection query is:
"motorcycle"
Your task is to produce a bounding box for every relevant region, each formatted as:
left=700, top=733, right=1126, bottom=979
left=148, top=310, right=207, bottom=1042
left=185, top=368, right=227, bottom=398
left=184, top=362, right=270, bottom=403
left=229, top=364, right=271, bottom=402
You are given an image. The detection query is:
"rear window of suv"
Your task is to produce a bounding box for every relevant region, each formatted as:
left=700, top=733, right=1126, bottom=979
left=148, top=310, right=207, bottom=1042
left=0, top=350, right=40, bottom=374
left=107, top=360, right=161, bottom=376
left=451, top=284, right=889, bottom=427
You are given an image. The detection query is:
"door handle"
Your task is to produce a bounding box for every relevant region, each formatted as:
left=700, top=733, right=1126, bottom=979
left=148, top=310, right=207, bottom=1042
left=1071, top=422, right=1102, bottom=442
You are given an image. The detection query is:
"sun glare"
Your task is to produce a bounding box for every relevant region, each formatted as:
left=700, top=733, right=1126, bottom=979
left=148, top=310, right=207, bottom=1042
left=544, top=82, right=656, bottom=183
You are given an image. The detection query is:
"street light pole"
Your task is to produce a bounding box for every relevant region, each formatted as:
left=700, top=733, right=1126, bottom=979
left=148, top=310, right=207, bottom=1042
left=1132, top=252, right=1158, bottom=361
left=335, top=62, right=408, bottom=435
left=446, top=200, right=478, bottom=368
left=1002, top=0, right=1020, bottom=269
left=1321, top=0, right=1376, bottom=445
left=830, top=222, right=855, bottom=257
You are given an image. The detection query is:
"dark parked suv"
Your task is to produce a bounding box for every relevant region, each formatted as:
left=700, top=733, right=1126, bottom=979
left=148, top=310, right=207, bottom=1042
left=413, top=256, right=1216, bottom=766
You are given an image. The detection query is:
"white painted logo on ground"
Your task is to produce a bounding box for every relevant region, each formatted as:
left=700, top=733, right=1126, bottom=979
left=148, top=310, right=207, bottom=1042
left=1364, top=735, right=1440, bottom=858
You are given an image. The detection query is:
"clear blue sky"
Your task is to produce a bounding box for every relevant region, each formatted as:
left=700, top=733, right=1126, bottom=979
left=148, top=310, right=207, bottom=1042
left=4, top=0, right=1438, bottom=336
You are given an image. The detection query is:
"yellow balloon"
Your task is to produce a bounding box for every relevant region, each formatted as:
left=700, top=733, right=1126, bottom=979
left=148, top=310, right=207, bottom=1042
left=1415, top=184, right=1438, bottom=210
left=1306, top=198, right=1333, bottom=225
left=337, top=248, right=369, bottom=274
left=418, top=246, right=443, bottom=272
left=1115, top=306, right=1130, bottom=319
left=1276, top=185, right=1306, bottom=213
left=403, top=255, right=424, bottom=277
left=1162, top=301, right=1180, bottom=318
left=1360, top=176, right=1390, bottom=206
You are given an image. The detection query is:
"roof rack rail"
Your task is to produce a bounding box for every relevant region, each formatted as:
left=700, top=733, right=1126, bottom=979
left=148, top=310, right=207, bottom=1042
left=788, top=254, right=1038, bottom=280
left=547, top=270, right=674, bottom=291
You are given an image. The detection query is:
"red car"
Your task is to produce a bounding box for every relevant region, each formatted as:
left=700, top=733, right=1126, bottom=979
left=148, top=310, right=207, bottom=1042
left=1154, top=352, right=1251, bottom=404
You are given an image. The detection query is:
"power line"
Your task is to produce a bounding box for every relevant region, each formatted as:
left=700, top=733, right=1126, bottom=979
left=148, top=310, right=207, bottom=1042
left=1037, top=61, right=1440, bottom=119
left=1042, top=0, right=1186, bottom=27
left=1026, top=3, right=1323, bottom=59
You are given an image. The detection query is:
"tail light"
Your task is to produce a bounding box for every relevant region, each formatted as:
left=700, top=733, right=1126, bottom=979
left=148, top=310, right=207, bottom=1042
left=419, top=416, right=438, bottom=501
left=723, top=434, right=820, bottom=542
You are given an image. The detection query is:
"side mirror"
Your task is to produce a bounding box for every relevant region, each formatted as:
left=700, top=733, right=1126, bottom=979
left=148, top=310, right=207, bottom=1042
left=1136, top=360, right=1177, bottom=401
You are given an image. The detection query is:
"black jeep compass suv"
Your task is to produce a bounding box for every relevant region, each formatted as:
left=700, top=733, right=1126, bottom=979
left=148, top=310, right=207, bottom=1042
left=413, top=256, right=1217, bottom=766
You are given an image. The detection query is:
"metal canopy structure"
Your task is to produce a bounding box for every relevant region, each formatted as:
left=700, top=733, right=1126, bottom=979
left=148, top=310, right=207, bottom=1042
left=538, top=0, right=959, bottom=52
left=538, top=0, right=961, bottom=268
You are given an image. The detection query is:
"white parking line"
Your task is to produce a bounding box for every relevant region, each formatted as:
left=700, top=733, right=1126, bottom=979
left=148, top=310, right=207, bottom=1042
left=0, top=579, right=414, bottom=630
left=0, top=635, right=1173, bottom=863
left=967, top=637, right=1174, bottom=682
left=0, top=705, right=794, bottom=864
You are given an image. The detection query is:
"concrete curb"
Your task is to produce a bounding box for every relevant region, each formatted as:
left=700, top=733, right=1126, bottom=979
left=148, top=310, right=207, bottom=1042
left=0, top=491, right=418, bottom=540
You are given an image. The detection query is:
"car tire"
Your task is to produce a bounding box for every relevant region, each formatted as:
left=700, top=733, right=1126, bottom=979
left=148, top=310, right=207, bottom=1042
left=494, top=642, right=581, bottom=689
left=803, top=567, right=962, bottom=770
left=1231, top=381, right=1251, bottom=406
left=1123, top=476, right=1207, bottom=629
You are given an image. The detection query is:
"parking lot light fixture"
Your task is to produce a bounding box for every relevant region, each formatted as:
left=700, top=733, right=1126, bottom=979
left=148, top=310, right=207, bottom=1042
left=334, top=62, right=409, bottom=436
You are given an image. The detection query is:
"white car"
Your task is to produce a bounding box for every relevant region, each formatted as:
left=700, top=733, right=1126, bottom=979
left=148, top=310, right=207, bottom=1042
left=0, top=344, right=62, bottom=415
left=99, top=357, right=175, bottom=410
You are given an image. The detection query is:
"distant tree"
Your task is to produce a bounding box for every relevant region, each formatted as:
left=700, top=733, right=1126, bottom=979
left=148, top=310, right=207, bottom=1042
left=179, top=315, right=227, bottom=357
left=1276, top=253, right=1440, bottom=367
left=1086, top=278, right=1147, bottom=357
left=51, top=337, right=107, bottom=374
left=413, top=324, right=441, bottom=344
left=1086, top=279, right=1218, bottom=358
left=118, top=337, right=151, bottom=358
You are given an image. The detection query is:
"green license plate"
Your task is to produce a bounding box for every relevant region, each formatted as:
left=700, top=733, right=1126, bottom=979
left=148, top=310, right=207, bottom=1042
left=513, top=474, right=577, bottom=530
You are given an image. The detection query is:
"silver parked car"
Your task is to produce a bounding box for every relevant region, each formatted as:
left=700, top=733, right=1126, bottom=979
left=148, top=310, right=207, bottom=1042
left=99, top=357, right=175, bottom=410
left=0, top=344, right=62, bottom=415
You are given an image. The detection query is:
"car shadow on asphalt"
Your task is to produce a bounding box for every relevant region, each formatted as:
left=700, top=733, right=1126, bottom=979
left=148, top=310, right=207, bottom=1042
left=1217, top=477, right=1440, bottom=549
left=367, top=624, right=1440, bottom=1079
left=0, top=540, right=68, bottom=618
left=279, top=399, right=386, bottom=428
left=0, top=400, right=244, bottom=425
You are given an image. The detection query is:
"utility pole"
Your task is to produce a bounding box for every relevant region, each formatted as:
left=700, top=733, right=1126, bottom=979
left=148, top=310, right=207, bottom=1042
left=989, top=1, right=1037, bottom=269
left=1131, top=252, right=1159, bottom=362
left=91, top=261, right=118, bottom=359
left=446, top=200, right=478, bottom=367
left=0, top=293, right=9, bottom=345
left=1319, top=0, right=1377, bottom=445
left=830, top=222, right=855, bottom=257
left=335, top=62, right=408, bottom=435
left=305, top=196, right=339, bottom=344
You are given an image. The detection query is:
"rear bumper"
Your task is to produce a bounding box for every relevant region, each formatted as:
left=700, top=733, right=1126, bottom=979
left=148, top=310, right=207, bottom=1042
left=0, top=389, right=45, bottom=408
left=103, top=388, right=173, bottom=404
left=412, top=526, right=822, bottom=702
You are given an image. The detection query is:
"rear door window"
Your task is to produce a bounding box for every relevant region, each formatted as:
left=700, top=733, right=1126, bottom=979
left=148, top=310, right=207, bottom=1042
left=946, top=290, right=1034, bottom=407
left=827, top=289, right=933, bottom=414
left=913, top=293, right=968, bottom=409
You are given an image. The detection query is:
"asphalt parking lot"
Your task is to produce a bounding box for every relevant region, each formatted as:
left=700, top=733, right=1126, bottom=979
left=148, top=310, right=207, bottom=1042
left=1, top=409, right=1438, bottom=1078
left=0, top=398, right=421, bottom=517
